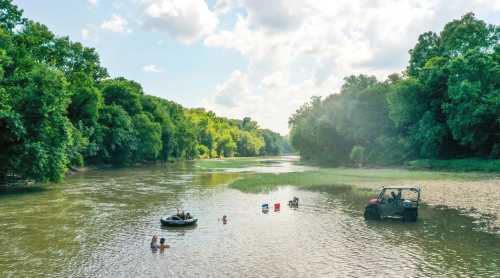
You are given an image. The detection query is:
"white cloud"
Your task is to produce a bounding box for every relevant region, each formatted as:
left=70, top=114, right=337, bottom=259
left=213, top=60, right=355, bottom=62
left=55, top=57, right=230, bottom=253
left=143, top=64, right=164, bottom=73
left=141, top=0, right=218, bottom=44
left=81, top=26, right=99, bottom=43
left=204, top=0, right=500, bottom=134
left=88, top=0, right=98, bottom=7
left=244, top=0, right=306, bottom=31
left=81, top=28, right=91, bottom=39
left=213, top=70, right=251, bottom=107
left=214, top=0, right=239, bottom=15
left=100, top=14, right=131, bottom=33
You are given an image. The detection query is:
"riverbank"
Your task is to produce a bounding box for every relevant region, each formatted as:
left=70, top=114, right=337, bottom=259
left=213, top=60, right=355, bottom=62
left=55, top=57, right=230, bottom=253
left=407, top=158, right=500, bottom=172
left=229, top=168, right=500, bottom=232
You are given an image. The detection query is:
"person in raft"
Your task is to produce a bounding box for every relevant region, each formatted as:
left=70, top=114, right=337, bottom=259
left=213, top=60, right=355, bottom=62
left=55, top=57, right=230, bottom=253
left=150, top=235, right=160, bottom=252
left=159, top=238, right=170, bottom=252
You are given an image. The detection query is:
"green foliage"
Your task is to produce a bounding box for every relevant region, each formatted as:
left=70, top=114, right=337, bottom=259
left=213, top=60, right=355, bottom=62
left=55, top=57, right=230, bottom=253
left=261, top=129, right=292, bottom=155
left=229, top=168, right=491, bottom=193
left=100, top=78, right=143, bottom=115
left=97, top=105, right=137, bottom=165
left=407, top=159, right=500, bottom=172
left=350, top=146, right=366, bottom=166
left=133, top=113, right=162, bottom=161
left=0, top=0, right=24, bottom=31
left=216, top=132, right=237, bottom=157
left=290, top=76, right=395, bottom=165
left=9, top=64, right=73, bottom=182
left=0, top=6, right=290, bottom=183
left=187, top=108, right=288, bottom=159
left=237, top=131, right=264, bottom=157
left=290, top=13, right=499, bottom=168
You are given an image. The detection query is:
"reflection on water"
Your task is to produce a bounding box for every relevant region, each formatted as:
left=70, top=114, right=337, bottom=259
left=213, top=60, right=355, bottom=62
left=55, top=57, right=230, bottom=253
left=0, top=157, right=498, bottom=277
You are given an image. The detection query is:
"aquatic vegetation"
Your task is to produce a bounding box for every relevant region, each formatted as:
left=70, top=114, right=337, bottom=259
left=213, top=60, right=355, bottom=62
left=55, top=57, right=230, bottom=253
left=195, top=157, right=264, bottom=169
left=407, top=159, right=500, bottom=172
left=229, top=168, right=497, bottom=193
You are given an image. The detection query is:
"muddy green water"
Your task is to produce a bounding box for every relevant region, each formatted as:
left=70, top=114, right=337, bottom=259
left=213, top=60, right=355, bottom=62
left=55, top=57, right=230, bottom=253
left=0, top=157, right=498, bottom=277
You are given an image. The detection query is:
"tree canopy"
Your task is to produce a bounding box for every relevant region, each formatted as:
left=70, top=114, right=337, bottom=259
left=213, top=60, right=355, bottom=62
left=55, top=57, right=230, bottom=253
left=0, top=0, right=290, bottom=183
left=290, top=13, right=499, bottom=166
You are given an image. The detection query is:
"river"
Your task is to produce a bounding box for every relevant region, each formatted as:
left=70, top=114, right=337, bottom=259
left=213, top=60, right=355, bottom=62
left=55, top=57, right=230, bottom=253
left=0, top=156, right=499, bottom=277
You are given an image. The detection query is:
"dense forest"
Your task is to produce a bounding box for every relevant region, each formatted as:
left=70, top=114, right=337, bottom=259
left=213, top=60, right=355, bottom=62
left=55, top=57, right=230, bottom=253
left=290, top=13, right=499, bottom=167
left=0, top=1, right=291, bottom=183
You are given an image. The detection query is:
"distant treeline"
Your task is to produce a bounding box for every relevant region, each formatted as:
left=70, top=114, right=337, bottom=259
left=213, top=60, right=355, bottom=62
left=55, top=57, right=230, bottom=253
left=0, top=1, right=291, bottom=183
left=289, top=13, right=499, bottom=167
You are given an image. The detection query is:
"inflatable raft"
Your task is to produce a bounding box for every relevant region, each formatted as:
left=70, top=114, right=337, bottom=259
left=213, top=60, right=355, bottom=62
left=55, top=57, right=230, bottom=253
left=160, top=215, right=198, bottom=227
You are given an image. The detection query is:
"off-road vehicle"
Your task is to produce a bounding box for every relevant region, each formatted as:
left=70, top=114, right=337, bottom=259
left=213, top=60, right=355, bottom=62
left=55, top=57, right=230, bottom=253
left=364, top=187, right=421, bottom=222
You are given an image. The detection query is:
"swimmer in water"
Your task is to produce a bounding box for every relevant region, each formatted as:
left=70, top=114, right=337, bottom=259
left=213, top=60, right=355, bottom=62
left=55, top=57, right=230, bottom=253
left=159, top=238, right=170, bottom=252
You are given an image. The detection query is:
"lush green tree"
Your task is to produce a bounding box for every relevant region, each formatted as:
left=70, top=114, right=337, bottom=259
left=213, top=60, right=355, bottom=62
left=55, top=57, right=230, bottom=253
left=394, top=12, right=499, bottom=159
left=240, top=117, right=259, bottom=131
left=216, top=132, right=237, bottom=157
left=439, top=12, right=499, bottom=57
left=408, top=32, right=440, bottom=76
left=0, top=0, right=24, bottom=31
left=97, top=105, right=137, bottom=165
left=443, top=46, right=500, bottom=157
left=237, top=131, right=264, bottom=157
left=100, top=78, right=143, bottom=115
left=0, top=1, right=289, bottom=184
left=133, top=113, right=162, bottom=161
left=290, top=76, right=397, bottom=165
left=350, top=146, right=366, bottom=166
left=291, top=13, right=499, bottom=166
left=0, top=83, right=24, bottom=180
left=261, top=129, right=282, bottom=155
left=10, top=65, right=73, bottom=182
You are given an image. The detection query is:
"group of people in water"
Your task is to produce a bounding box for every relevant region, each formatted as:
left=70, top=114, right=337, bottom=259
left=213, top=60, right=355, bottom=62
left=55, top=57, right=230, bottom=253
left=151, top=213, right=228, bottom=252
left=152, top=198, right=298, bottom=252
left=150, top=235, right=170, bottom=253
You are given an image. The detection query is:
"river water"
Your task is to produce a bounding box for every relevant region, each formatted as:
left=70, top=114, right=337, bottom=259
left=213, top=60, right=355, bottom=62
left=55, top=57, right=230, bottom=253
left=0, top=157, right=498, bottom=277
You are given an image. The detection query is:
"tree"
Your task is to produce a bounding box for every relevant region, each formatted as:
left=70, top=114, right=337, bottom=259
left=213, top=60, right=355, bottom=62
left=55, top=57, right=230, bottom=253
left=408, top=32, right=440, bottom=76
left=0, top=0, right=24, bottom=31
left=443, top=46, right=500, bottom=157
left=350, top=146, right=366, bottom=167
left=237, top=131, right=264, bottom=157
left=216, top=132, right=237, bottom=157
left=133, top=113, right=162, bottom=161
left=100, top=78, right=143, bottom=115
left=97, top=105, right=137, bottom=165
left=0, top=0, right=289, bottom=184
left=10, top=65, right=73, bottom=182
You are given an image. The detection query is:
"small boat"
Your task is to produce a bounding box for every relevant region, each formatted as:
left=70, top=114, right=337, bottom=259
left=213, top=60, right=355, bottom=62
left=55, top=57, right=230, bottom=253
left=160, top=215, right=198, bottom=227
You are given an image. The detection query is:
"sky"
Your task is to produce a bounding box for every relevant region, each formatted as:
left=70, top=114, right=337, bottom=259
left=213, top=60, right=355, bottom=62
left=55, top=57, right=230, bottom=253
left=13, top=0, right=500, bottom=134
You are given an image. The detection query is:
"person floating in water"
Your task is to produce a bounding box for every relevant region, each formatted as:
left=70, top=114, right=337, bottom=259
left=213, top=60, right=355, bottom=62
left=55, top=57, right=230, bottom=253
left=150, top=235, right=160, bottom=252
left=159, top=238, right=170, bottom=252
left=222, top=215, right=228, bottom=224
